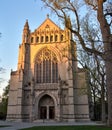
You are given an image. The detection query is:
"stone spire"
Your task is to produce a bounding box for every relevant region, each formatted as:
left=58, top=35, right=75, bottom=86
left=24, top=20, right=29, bottom=30
left=22, top=19, right=30, bottom=43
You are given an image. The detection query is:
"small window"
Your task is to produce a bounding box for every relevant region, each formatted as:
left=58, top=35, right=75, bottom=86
left=50, top=35, right=53, bottom=42
left=61, top=35, right=63, bottom=41
left=36, top=37, right=39, bottom=43
left=46, top=36, right=49, bottom=42
left=55, top=35, right=58, bottom=41
left=41, top=36, right=44, bottom=42
left=31, top=37, right=34, bottom=43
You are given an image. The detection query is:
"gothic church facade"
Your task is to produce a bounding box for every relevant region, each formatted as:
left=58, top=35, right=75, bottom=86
left=7, top=16, right=89, bottom=122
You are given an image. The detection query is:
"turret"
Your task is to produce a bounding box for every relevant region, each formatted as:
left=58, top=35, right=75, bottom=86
left=22, top=20, right=30, bottom=43
left=18, top=20, right=30, bottom=70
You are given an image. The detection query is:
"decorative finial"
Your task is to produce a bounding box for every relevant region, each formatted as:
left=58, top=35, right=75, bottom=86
left=26, top=19, right=28, bottom=22
left=47, top=14, right=49, bottom=18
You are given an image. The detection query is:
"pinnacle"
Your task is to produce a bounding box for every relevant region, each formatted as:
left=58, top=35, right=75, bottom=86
left=24, top=19, right=29, bottom=30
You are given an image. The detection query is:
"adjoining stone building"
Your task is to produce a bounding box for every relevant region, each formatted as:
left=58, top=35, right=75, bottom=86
left=7, top=16, right=90, bottom=122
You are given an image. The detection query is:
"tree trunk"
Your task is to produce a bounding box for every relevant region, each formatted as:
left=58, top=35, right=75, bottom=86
left=93, top=83, right=96, bottom=120
left=101, top=76, right=106, bottom=122
left=105, top=53, right=112, bottom=126
left=97, top=0, right=112, bottom=126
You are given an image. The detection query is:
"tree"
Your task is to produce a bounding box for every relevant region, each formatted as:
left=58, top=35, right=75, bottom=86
left=84, top=0, right=112, bottom=125
left=0, top=84, right=9, bottom=120
left=79, top=50, right=107, bottom=121
left=0, top=67, right=5, bottom=83
left=0, top=33, right=5, bottom=84
left=41, top=0, right=112, bottom=126
left=79, top=15, right=107, bottom=122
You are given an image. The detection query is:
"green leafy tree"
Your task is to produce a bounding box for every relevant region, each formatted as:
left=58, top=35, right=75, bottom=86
left=0, top=84, right=9, bottom=119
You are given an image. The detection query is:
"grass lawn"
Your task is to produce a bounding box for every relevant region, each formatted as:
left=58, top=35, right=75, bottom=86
left=20, top=125, right=112, bottom=130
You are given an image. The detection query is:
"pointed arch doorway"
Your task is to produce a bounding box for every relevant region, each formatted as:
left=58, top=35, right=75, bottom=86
left=39, top=95, right=55, bottom=120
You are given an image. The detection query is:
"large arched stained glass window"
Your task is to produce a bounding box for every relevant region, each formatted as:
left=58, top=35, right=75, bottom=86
left=36, top=48, right=58, bottom=83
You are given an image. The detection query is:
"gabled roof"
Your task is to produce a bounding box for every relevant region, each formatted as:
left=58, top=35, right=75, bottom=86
left=35, top=15, right=61, bottom=31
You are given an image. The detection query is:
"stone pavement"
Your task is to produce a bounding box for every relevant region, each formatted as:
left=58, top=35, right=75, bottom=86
left=0, top=120, right=105, bottom=130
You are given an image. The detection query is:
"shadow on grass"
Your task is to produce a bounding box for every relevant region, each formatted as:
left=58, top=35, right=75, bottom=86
left=0, top=125, right=11, bottom=128
left=20, top=125, right=112, bottom=130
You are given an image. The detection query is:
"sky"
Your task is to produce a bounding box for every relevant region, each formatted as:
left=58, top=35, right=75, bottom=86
left=0, top=0, right=56, bottom=96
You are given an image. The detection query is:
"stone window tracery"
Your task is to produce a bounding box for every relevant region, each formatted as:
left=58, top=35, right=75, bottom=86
left=36, top=48, right=58, bottom=83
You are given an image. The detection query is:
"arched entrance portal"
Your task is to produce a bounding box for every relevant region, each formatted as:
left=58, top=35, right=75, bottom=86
left=39, top=95, right=55, bottom=120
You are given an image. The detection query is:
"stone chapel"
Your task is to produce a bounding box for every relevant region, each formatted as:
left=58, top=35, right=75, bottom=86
left=7, top=16, right=90, bottom=122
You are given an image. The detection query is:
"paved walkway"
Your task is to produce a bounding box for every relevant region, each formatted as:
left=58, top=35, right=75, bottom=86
left=0, top=120, right=105, bottom=130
